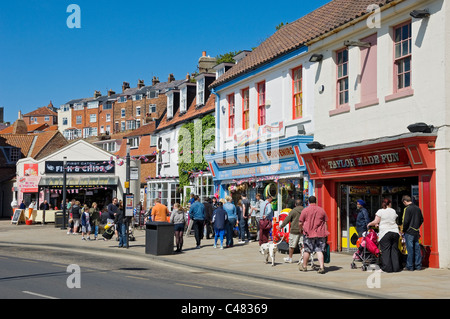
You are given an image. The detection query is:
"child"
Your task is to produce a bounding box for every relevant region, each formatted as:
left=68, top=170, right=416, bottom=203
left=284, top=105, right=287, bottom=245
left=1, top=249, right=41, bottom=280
left=170, top=203, right=186, bottom=253
left=81, top=205, right=91, bottom=241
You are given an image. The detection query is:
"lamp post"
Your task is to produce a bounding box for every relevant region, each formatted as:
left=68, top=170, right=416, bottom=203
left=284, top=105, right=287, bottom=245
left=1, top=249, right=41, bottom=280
left=61, top=156, right=67, bottom=230
left=124, top=139, right=131, bottom=249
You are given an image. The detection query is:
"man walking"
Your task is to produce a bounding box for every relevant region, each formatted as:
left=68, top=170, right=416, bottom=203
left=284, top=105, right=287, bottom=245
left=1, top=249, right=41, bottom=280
left=402, top=195, right=424, bottom=271
left=189, top=195, right=205, bottom=249
left=279, top=199, right=304, bottom=263
left=298, top=196, right=329, bottom=274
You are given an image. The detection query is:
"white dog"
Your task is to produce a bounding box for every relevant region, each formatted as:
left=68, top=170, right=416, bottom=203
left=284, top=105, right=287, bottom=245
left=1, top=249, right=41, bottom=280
left=259, top=241, right=282, bottom=266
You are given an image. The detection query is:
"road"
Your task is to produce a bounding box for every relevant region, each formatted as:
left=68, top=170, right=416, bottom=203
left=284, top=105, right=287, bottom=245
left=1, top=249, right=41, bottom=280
left=0, top=245, right=360, bottom=301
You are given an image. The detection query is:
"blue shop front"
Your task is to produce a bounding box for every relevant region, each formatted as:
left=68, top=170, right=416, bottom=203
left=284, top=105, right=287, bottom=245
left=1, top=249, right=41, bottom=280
left=206, top=136, right=314, bottom=216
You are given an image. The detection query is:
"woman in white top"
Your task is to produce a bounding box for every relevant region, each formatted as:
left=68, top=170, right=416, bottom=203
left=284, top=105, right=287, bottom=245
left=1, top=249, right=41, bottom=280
left=368, top=198, right=401, bottom=273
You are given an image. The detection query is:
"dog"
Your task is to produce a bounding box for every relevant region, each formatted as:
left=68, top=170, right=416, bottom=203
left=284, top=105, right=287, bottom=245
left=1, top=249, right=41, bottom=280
left=259, top=240, right=282, bottom=266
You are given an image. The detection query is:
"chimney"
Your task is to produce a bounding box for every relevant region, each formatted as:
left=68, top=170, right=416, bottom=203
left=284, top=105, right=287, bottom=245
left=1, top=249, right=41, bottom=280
left=122, top=81, right=130, bottom=93
left=137, top=79, right=145, bottom=89
left=94, top=90, right=102, bottom=98
left=186, top=73, right=190, bottom=81
left=168, top=74, right=175, bottom=83
left=198, top=51, right=217, bottom=74
left=108, top=89, right=116, bottom=97
left=152, top=76, right=160, bottom=86
left=18, top=110, right=22, bottom=120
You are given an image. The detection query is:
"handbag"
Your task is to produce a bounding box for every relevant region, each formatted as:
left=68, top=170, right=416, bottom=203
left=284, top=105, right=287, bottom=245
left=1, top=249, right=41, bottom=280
left=323, top=243, right=331, bottom=264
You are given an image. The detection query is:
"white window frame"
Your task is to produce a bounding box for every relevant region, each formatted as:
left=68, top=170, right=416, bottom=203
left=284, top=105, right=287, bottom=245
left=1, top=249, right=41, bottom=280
left=106, top=113, right=111, bottom=122
left=197, top=77, right=205, bottom=106
left=76, top=116, right=82, bottom=125
left=90, top=114, right=97, bottom=123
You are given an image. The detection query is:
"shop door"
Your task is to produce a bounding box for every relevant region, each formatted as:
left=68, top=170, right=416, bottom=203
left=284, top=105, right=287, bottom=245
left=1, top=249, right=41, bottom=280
left=339, top=185, right=381, bottom=251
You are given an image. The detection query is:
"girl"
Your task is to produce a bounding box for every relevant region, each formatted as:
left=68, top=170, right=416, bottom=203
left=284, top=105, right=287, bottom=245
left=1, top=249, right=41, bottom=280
left=170, top=203, right=186, bottom=253
left=81, top=205, right=92, bottom=241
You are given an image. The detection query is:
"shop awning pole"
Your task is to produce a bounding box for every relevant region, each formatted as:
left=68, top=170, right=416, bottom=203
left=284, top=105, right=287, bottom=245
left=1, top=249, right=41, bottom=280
left=62, top=157, right=68, bottom=230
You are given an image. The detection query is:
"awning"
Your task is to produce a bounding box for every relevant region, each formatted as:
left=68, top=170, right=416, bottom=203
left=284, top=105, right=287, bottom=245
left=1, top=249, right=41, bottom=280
left=39, top=176, right=119, bottom=187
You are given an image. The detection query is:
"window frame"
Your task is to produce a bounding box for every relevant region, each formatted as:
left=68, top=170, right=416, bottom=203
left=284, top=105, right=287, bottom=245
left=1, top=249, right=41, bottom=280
left=227, top=93, right=235, bottom=136
left=241, top=87, right=250, bottom=130
left=292, top=66, right=303, bottom=119
left=393, top=20, right=412, bottom=92
left=336, top=48, right=349, bottom=107
left=257, top=81, right=266, bottom=126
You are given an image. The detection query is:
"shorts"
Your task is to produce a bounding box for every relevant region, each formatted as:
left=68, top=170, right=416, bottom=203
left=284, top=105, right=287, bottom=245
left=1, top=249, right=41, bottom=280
left=288, top=233, right=303, bottom=249
left=303, top=236, right=327, bottom=253
left=174, top=223, right=185, bottom=232
left=73, top=218, right=80, bottom=228
left=82, top=224, right=91, bottom=233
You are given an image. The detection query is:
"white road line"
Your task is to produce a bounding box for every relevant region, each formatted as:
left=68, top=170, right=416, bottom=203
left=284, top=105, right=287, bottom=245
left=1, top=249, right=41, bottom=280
left=22, top=291, right=59, bottom=299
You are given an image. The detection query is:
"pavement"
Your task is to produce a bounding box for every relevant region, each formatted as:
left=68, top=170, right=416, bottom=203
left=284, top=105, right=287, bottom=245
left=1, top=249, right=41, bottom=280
left=0, top=220, right=449, bottom=299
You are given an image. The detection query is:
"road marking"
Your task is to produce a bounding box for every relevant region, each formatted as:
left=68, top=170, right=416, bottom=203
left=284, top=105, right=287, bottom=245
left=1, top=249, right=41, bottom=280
left=175, top=283, right=203, bottom=289
left=234, top=292, right=270, bottom=299
left=126, top=275, right=148, bottom=280
left=22, top=291, right=59, bottom=299
left=21, top=260, right=38, bottom=263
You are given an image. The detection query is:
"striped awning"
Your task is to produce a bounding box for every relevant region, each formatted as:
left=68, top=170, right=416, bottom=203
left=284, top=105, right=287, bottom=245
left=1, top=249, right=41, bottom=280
left=39, top=176, right=118, bottom=187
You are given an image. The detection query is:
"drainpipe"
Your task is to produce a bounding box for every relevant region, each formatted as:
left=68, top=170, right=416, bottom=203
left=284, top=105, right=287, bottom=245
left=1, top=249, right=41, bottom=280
left=211, top=88, right=220, bottom=153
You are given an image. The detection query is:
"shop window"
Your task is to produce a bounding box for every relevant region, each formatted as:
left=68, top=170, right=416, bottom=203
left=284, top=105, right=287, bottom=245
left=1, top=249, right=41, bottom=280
left=194, top=176, right=214, bottom=200
left=257, top=81, right=266, bottom=126
left=292, top=66, right=303, bottom=119
left=242, top=88, right=249, bottom=130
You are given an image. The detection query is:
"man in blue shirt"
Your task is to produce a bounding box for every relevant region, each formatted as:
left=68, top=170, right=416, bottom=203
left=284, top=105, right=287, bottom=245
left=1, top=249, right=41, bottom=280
left=223, top=196, right=237, bottom=247
left=189, top=195, right=205, bottom=249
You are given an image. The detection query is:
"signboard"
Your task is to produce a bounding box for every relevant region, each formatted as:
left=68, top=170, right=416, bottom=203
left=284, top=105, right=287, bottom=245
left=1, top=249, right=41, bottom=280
left=125, top=194, right=134, bottom=217
left=17, top=176, right=41, bottom=193
left=318, top=148, right=411, bottom=175
left=11, top=209, right=26, bottom=225
left=24, top=163, right=39, bottom=176
left=130, top=167, right=139, bottom=180
left=45, top=161, right=115, bottom=174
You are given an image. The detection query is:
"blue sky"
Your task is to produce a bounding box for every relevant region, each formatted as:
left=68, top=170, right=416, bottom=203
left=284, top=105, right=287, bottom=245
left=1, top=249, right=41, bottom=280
left=0, top=0, right=329, bottom=123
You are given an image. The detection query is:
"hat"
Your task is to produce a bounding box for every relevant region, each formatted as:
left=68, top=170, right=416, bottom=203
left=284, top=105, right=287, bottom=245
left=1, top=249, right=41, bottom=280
left=357, top=199, right=366, bottom=206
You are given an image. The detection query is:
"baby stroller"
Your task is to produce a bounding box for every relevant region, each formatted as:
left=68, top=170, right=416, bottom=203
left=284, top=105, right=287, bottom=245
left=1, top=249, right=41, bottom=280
left=102, top=223, right=115, bottom=240
left=351, top=229, right=380, bottom=271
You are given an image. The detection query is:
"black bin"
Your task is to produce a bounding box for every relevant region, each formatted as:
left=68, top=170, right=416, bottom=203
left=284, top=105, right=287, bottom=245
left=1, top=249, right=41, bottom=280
left=54, top=211, right=66, bottom=228
left=145, top=222, right=174, bottom=256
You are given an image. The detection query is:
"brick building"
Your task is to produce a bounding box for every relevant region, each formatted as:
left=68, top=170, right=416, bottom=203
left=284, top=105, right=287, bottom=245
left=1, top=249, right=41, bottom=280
left=23, top=102, right=58, bottom=126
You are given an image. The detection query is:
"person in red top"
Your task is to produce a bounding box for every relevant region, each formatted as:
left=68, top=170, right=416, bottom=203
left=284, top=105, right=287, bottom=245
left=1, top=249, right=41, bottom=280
left=298, top=196, right=329, bottom=274
left=151, top=198, right=169, bottom=222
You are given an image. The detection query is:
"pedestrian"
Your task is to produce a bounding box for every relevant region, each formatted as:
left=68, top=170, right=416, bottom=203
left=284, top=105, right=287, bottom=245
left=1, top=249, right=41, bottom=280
left=115, top=202, right=127, bottom=248
left=240, top=193, right=251, bottom=243
left=81, top=205, right=92, bottom=241
left=279, top=199, right=304, bottom=263
left=356, top=199, right=370, bottom=237
left=71, top=201, right=82, bottom=235
left=298, top=196, right=329, bottom=274
left=107, top=197, right=119, bottom=240
left=90, top=202, right=101, bottom=240
left=170, top=203, right=186, bottom=253
left=250, top=193, right=264, bottom=241
left=223, top=196, right=237, bottom=248
left=203, top=197, right=214, bottom=239
left=258, top=196, right=274, bottom=246
left=67, top=199, right=75, bottom=235
left=151, top=198, right=170, bottom=222
left=368, top=198, right=401, bottom=273
left=401, top=195, right=424, bottom=271
left=212, top=201, right=228, bottom=249
left=189, top=195, right=205, bottom=249
left=19, top=200, right=26, bottom=210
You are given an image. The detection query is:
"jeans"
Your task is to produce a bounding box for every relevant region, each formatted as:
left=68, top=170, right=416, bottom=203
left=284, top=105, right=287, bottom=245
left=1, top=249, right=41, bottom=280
left=404, top=233, right=422, bottom=270
left=214, top=228, right=225, bottom=246
left=192, top=220, right=204, bottom=246
left=117, top=223, right=127, bottom=247
left=239, top=219, right=250, bottom=241
left=226, top=218, right=237, bottom=247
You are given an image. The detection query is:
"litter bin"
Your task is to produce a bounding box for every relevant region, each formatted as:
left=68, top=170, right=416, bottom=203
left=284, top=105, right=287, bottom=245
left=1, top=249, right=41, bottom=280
left=145, top=222, right=174, bottom=256
left=54, top=211, right=66, bottom=228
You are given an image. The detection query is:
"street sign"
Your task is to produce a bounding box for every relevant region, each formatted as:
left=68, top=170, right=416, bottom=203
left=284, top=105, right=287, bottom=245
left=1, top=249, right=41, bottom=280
left=125, top=194, right=134, bottom=217
left=130, top=167, right=139, bottom=180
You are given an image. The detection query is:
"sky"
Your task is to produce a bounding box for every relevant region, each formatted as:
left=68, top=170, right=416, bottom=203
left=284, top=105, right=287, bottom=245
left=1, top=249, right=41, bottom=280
left=0, top=0, right=330, bottom=124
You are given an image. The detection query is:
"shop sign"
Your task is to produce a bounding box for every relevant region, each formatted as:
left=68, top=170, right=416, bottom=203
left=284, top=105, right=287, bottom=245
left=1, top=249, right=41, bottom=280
left=217, top=160, right=300, bottom=180
left=319, top=148, right=410, bottom=175
left=18, top=176, right=41, bottom=193
left=45, top=161, right=115, bottom=174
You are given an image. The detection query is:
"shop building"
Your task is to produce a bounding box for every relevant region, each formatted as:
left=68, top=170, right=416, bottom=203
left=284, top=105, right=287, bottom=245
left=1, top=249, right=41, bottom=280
left=15, top=139, right=140, bottom=212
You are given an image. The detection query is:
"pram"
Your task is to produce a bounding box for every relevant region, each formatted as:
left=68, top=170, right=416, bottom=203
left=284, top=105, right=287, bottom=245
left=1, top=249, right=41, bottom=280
left=351, top=229, right=380, bottom=271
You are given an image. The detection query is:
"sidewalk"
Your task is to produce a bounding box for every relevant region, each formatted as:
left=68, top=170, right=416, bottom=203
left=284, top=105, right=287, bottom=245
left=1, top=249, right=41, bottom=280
left=0, top=220, right=448, bottom=299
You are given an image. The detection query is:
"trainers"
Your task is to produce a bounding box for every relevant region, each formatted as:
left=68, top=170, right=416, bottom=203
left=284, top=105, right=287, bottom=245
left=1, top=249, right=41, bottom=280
left=220, top=245, right=223, bottom=250
left=298, top=264, right=307, bottom=272
left=284, top=257, right=293, bottom=263
left=213, top=244, right=217, bottom=248
left=317, top=268, right=326, bottom=274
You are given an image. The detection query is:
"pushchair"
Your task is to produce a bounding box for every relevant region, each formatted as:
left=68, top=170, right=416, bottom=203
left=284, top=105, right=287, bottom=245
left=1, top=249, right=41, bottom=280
left=351, top=229, right=380, bottom=271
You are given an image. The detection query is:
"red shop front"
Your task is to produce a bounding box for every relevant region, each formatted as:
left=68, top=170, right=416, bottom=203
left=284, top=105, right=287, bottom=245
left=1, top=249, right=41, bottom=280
left=302, top=133, right=439, bottom=268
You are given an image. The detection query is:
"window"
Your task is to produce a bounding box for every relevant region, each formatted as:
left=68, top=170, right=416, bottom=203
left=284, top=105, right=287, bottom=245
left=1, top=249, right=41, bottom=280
left=148, top=91, right=159, bottom=99
left=129, top=137, right=140, bottom=149
left=118, top=96, right=127, bottom=103
left=149, top=104, right=157, bottom=113
left=228, top=93, right=235, bottom=136
left=292, top=66, right=303, bottom=119
left=121, top=121, right=125, bottom=131
left=337, top=48, right=349, bottom=106
left=394, top=21, right=412, bottom=91
left=44, top=116, right=50, bottom=122
left=90, top=114, right=97, bottom=123
left=76, top=115, right=82, bottom=125
left=62, top=117, right=68, bottom=126
left=73, top=103, right=84, bottom=110
left=106, top=113, right=111, bottom=122
left=242, top=88, right=250, bottom=130
left=180, top=87, right=187, bottom=113
left=132, top=94, right=143, bottom=101
left=197, top=78, right=205, bottom=106
left=167, top=93, right=174, bottom=119
left=103, top=102, right=113, bottom=110
left=136, top=120, right=141, bottom=129
left=106, top=125, right=111, bottom=134
left=100, top=126, right=104, bottom=134
left=136, top=106, right=141, bottom=117
left=87, top=101, right=98, bottom=109
left=257, top=81, right=266, bottom=126
left=150, top=135, right=157, bottom=146
left=127, top=120, right=135, bottom=130
left=121, top=108, right=125, bottom=118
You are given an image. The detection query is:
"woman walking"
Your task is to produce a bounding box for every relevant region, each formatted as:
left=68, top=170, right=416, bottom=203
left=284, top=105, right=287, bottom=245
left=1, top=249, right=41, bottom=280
left=212, top=202, right=228, bottom=249
left=170, top=203, right=186, bottom=253
left=368, top=198, right=401, bottom=273
left=90, top=202, right=101, bottom=240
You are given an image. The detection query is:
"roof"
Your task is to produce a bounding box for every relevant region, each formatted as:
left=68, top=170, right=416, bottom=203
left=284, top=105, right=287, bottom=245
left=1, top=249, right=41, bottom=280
left=123, top=122, right=157, bottom=138
left=211, top=0, right=398, bottom=89
left=115, top=135, right=157, bottom=158
left=23, top=106, right=57, bottom=117
left=155, top=93, right=215, bottom=133
left=0, top=123, right=50, bottom=134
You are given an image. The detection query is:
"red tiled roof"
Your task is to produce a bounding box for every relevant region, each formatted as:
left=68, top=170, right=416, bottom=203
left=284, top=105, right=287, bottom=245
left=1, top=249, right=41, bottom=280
left=23, top=106, right=57, bottom=117
left=155, top=94, right=215, bottom=132
left=211, top=0, right=399, bottom=88
left=115, top=135, right=157, bottom=158
left=123, top=122, right=156, bottom=138
left=0, top=123, right=49, bottom=134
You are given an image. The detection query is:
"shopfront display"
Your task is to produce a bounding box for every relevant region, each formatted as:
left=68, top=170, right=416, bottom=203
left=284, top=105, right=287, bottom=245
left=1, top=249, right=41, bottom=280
left=302, top=133, right=439, bottom=268
left=206, top=135, right=314, bottom=218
